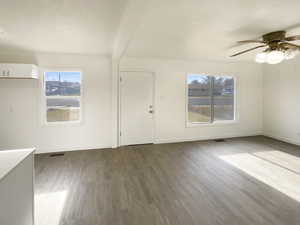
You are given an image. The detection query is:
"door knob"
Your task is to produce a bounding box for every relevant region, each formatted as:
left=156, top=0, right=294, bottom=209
left=149, top=110, right=154, bottom=114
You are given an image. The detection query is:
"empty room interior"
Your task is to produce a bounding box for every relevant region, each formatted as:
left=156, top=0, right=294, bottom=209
left=1, top=0, right=300, bottom=224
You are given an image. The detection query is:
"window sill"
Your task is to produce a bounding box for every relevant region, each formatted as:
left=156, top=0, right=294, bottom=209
left=186, top=120, right=239, bottom=128
left=42, top=120, right=83, bottom=127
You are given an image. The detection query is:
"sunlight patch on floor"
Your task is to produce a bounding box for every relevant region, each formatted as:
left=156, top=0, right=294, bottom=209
left=253, top=150, right=300, bottom=173
left=218, top=150, right=300, bottom=202
left=35, top=191, right=68, bottom=225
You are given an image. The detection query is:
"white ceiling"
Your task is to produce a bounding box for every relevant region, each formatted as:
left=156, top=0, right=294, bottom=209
left=1, top=0, right=300, bottom=61
left=124, top=0, right=300, bottom=61
left=0, top=0, right=126, bottom=55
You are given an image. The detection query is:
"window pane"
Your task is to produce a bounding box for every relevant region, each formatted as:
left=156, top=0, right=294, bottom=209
left=47, top=108, right=80, bottom=122
left=213, top=76, right=234, bottom=121
left=60, top=72, right=81, bottom=96
left=188, top=75, right=211, bottom=123
left=45, top=72, right=81, bottom=96
left=46, top=98, right=80, bottom=122
left=45, top=72, right=60, bottom=96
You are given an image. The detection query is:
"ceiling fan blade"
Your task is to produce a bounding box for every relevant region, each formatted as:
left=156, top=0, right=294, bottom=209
left=284, top=35, right=300, bottom=41
left=238, top=40, right=265, bottom=44
left=281, top=42, right=300, bottom=49
left=230, top=45, right=267, bottom=57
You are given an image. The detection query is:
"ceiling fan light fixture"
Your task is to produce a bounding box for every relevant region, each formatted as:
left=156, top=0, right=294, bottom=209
left=284, top=48, right=299, bottom=60
left=266, top=50, right=284, bottom=64
left=231, top=30, right=300, bottom=64
left=255, top=52, right=268, bottom=63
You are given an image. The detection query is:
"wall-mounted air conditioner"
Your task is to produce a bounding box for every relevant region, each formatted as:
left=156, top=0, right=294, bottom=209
left=0, top=63, right=38, bottom=79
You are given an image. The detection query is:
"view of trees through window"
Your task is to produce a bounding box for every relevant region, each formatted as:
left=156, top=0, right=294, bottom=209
left=45, top=72, right=81, bottom=123
left=187, top=74, right=234, bottom=123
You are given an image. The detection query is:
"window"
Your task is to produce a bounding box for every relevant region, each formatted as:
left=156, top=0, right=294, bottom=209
left=44, top=71, right=82, bottom=123
left=187, top=74, right=235, bottom=124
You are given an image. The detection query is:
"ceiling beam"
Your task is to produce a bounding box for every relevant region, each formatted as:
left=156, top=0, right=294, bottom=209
left=112, top=0, right=151, bottom=59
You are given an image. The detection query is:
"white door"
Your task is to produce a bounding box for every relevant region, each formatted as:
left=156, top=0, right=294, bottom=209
left=120, top=72, right=154, bottom=146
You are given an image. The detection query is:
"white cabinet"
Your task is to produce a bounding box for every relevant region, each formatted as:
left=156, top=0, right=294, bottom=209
left=0, top=63, right=38, bottom=79
left=0, top=149, right=35, bottom=225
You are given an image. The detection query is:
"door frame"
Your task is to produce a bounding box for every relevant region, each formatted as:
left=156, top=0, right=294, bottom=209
left=118, top=71, right=156, bottom=146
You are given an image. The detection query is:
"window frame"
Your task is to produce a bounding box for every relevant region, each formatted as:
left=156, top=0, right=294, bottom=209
left=185, top=73, right=237, bottom=127
left=42, top=70, right=83, bottom=125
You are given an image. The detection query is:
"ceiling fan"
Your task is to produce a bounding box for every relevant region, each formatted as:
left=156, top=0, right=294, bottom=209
left=230, top=30, right=300, bottom=64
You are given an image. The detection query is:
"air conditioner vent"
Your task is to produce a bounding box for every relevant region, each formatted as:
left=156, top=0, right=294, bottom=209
left=214, top=139, right=226, bottom=142
left=49, top=153, right=65, bottom=157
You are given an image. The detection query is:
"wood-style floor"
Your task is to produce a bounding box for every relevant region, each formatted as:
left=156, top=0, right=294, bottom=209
left=35, top=136, right=300, bottom=225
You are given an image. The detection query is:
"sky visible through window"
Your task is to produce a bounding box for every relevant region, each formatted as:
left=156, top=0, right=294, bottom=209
left=188, top=74, right=233, bottom=84
left=187, top=74, right=207, bottom=84
left=45, top=72, right=81, bottom=83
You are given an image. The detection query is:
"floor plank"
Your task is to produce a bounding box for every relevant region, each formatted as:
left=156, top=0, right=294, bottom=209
left=35, top=136, right=300, bottom=225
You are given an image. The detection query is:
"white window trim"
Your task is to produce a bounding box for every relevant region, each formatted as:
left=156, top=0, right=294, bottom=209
left=41, top=69, right=83, bottom=126
left=185, top=73, right=238, bottom=128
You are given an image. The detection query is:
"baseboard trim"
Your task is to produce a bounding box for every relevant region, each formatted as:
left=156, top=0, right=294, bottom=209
left=36, top=131, right=267, bottom=153
left=36, top=145, right=112, bottom=154
left=263, top=133, right=300, bottom=146
left=155, top=131, right=263, bottom=144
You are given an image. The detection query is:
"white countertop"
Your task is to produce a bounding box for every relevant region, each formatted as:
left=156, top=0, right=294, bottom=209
left=0, top=148, right=35, bottom=181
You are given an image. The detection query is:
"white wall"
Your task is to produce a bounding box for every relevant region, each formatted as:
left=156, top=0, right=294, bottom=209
left=0, top=54, right=264, bottom=153
left=263, top=59, right=300, bottom=145
left=120, top=57, right=263, bottom=143
left=0, top=53, right=112, bottom=153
